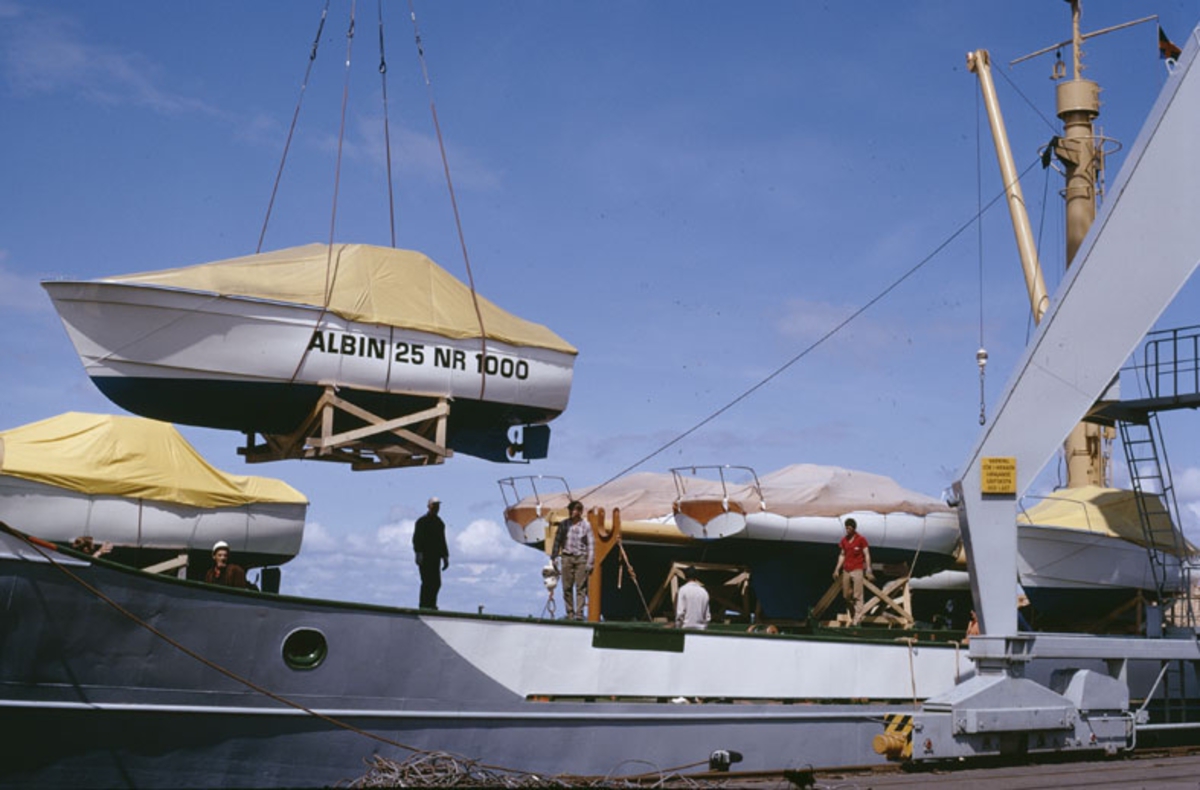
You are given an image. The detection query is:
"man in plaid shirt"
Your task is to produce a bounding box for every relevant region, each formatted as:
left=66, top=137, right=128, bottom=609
left=552, top=500, right=594, bottom=620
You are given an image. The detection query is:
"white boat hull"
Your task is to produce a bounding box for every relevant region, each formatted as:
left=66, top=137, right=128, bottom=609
left=0, top=475, right=304, bottom=564
left=741, top=509, right=962, bottom=556
left=43, top=281, right=575, bottom=438
left=1019, top=523, right=1183, bottom=592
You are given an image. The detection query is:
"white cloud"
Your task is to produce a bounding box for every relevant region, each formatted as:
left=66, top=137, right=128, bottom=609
left=280, top=514, right=546, bottom=615
left=1, top=7, right=219, bottom=117
left=376, top=520, right=415, bottom=554
left=455, top=518, right=526, bottom=563
left=297, top=520, right=337, bottom=552
left=1173, top=466, right=1200, bottom=501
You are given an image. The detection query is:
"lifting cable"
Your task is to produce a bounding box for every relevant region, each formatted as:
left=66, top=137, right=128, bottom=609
left=975, top=77, right=989, bottom=427
left=377, top=0, right=398, bottom=248
left=285, top=2, right=357, bottom=387
left=584, top=156, right=1047, bottom=502
left=323, top=1, right=357, bottom=304
left=4, top=523, right=709, bottom=784
left=257, top=0, right=330, bottom=254
left=407, top=0, right=489, bottom=403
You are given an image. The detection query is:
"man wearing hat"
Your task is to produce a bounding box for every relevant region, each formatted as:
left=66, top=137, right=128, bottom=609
left=206, top=540, right=254, bottom=589
left=412, top=497, right=450, bottom=609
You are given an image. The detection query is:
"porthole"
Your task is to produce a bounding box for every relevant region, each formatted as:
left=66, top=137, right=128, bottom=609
left=282, top=628, right=328, bottom=670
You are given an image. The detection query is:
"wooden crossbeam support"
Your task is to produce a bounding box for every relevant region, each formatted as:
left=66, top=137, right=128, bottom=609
left=809, top=579, right=843, bottom=621
left=142, top=553, right=188, bottom=577
left=240, top=386, right=453, bottom=470
left=815, top=568, right=914, bottom=628
left=861, top=577, right=913, bottom=622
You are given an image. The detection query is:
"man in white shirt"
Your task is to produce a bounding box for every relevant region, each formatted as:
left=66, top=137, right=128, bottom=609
left=675, top=566, right=711, bottom=629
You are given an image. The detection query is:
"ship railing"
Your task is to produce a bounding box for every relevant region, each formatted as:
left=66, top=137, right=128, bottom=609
left=1016, top=492, right=1105, bottom=533
left=497, top=474, right=573, bottom=519
left=1138, top=323, right=1200, bottom=401
left=669, top=465, right=766, bottom=512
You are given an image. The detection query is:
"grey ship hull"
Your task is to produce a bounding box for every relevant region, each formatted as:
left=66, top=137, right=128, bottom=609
left=0, top=526, right=1189, bottom=788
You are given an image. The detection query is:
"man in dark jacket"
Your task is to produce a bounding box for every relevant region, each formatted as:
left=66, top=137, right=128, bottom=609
left=206, top=540, right=255, bottom=589
left=412, top=497, right=450, bottom=609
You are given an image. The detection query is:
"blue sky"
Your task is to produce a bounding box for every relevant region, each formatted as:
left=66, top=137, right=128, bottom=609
left=2, top=1, right=1199, bottom=615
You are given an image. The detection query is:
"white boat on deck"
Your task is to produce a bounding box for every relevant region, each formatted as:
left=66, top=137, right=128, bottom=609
left=502, top=465, right=962, bottom=620
left=43, top=243, right=577, bottom=463
left=1015, top=486, right=1193, bottom=623
left=675, top=464, right=960, bottom=553
left=0, top=412, right=307, bottom=568
left=506, top=464, right=959, bottom=552
left=909, top=485, right=1196, bottom=629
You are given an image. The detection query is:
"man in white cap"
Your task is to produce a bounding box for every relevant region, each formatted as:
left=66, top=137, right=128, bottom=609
left=412, top=497, right=450, bottom=609
left=205, top=540, right=254, bottom=589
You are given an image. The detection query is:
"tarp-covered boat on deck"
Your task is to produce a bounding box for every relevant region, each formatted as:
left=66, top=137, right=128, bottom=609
left=503, top=465, right=961, bottom=620
left=0, top=412, right=307, bottom=569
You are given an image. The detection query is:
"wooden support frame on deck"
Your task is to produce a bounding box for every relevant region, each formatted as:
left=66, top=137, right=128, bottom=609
left=644, top=560, right=755, bottom=624
left=240, top=385, right=452, bottom=470
left=813, top=564, right=915, bottom=629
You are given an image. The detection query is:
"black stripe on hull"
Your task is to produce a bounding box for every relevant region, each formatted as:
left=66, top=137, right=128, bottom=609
left=91, top=377, right=561, bottom=459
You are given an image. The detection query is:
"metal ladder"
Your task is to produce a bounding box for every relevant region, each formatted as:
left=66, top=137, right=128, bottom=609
left=1117, top=414, right=1188, bottom=606
left=1115, top=325, right=1200, bottom=626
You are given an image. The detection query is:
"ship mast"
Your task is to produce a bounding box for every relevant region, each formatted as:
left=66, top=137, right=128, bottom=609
left=973, top=0, right=1136, bottom=488
left=1055, top=0, right=1111, bottom=489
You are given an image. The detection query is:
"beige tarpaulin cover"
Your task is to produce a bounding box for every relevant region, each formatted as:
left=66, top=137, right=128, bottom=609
left=101, top=243, right=577, bottom=354
left=523, top=465, right=950, bottom=522
left=0, top=413, right=307, bottom=508
left=755, top=464, right=951, bottom=517
left=1018, top=485, right=1194, bottom=556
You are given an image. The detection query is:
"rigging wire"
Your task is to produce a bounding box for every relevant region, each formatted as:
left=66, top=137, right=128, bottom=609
left=378, top=0, right=398, bottom=248
left=994, top=63, right=1061, bottom=136
left=324, top=1, right=357, bottom=303
left=975, top=76, right=988, bottom=427
left=584, top=157, right=1047, bottom=503
left=285, top=2, right=357, bottom=387
left=256, top=0, right=330, bottom=253
left=407, top=0, right=489, bottom=403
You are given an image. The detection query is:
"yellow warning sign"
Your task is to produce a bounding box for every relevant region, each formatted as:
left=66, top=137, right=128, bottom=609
left=981, top=457, right=1017, bottom=495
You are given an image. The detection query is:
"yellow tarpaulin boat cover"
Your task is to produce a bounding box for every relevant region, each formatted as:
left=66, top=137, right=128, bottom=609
left=0, top=413, right=307, bottom=508
left=101, top=243, right=577, bottom=355
left=1018, top=485, right=1194, bottom=557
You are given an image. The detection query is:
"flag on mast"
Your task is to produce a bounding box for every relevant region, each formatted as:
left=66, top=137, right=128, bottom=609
left=1159, top=25, right=1182, bottom=61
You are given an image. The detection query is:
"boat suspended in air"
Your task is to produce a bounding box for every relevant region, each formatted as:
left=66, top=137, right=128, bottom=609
left=43, top=243, right=578, bottom=467
left=0, top=412, right=307, bottom=572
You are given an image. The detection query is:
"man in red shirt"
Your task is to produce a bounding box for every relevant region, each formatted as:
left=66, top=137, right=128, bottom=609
left=832, top=518, right=873, bottom=624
